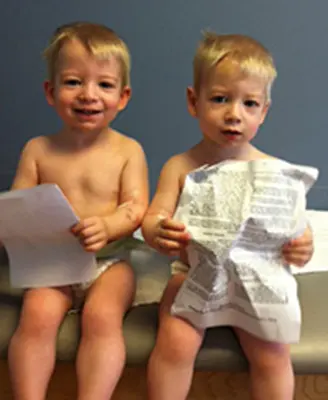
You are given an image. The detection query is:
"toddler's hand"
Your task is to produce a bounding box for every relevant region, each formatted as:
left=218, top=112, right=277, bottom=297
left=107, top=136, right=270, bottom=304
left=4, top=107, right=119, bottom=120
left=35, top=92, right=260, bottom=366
left=282, top=225, right=313, bottom=267
left=71, top=216, right=109, bottom=252
left=154, top=217, right=190, bottom=256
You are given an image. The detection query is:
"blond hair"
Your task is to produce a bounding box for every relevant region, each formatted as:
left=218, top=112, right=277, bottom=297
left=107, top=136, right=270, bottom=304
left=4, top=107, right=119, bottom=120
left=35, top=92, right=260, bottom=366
left=43, top=22, right=131, bottom=88
left=193, top=32, right=277, bottom=100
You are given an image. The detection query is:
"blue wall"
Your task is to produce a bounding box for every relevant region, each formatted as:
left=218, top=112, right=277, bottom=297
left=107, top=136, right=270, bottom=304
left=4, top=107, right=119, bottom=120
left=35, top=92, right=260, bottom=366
left=0, top=0, right=327, bottom=207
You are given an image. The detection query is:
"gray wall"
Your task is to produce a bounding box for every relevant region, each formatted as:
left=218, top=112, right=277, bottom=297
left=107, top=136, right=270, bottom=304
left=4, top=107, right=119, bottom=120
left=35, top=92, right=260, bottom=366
left=0, top=1, right=327, bottom=208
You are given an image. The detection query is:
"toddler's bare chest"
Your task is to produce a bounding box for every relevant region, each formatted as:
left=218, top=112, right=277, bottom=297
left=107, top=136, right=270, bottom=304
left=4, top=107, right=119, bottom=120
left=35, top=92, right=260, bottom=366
left=38, top=152, right=123, bottom=194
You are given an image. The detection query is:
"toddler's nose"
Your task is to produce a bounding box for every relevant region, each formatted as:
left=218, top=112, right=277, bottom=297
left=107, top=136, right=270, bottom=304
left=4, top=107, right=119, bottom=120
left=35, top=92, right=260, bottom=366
left=78, top=83, right=97, bottom=102
left=225, top=102, right=242, bottom=123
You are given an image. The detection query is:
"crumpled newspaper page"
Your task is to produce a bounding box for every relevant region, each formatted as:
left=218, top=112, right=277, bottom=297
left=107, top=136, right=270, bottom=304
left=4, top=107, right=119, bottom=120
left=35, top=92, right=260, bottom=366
left=171, top=159, right=319, bottom=343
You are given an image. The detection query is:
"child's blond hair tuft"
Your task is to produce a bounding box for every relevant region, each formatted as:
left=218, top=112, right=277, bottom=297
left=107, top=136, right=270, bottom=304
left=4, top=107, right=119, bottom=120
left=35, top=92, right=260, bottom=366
left=193, top=32, right=277, bottom=100
left=43, top=22, right=131, bottom=88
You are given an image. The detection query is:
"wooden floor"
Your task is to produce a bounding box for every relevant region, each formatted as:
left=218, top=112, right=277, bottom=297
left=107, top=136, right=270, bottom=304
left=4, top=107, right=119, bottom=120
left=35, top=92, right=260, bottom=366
left=1, top=360, right=328, bottom=399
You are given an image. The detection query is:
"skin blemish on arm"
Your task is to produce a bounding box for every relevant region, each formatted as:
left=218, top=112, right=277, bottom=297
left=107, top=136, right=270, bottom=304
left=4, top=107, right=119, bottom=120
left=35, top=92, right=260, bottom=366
left=121, top=202, right=138, bottom=223
left=118, top=191, right=146, bottom=225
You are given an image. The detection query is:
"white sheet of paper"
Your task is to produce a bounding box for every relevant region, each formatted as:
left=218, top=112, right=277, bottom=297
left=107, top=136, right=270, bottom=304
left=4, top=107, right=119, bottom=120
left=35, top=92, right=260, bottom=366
left=0, top=184, right=97, bottom=288
left=291, top=210, right=328, bottom=275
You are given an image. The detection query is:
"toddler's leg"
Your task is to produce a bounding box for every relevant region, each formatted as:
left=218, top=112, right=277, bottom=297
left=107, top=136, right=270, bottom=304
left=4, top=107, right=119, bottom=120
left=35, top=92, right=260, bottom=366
left=8, top=287, right=72, bottom=400
left=235, top=327, right=294, bottom=400
left=76, top=260, right=135, bottom=400
left=147, top=273, right=204, bottom=400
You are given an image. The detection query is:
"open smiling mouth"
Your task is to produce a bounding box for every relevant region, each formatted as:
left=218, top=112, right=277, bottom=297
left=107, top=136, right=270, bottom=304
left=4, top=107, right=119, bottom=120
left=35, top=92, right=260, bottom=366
left=74, top=109, right=102, bottom=115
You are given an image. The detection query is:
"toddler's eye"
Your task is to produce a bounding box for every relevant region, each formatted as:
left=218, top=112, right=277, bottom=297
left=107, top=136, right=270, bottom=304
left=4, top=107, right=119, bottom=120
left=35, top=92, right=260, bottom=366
left=244, top=99, right=259, bottom=107
left=211, top=96, right=227, bottom=103
left=99, top=81, right=115, bottom=89
left=64, top=79, right=81, bottom=87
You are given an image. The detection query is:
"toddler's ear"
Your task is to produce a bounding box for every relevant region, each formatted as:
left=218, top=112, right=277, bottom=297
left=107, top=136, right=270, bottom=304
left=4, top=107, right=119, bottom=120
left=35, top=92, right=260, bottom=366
left=118, top=86, right=132, bottom=112
left=44, top=81, right=55, bottom=106
left=186, top=87, right=197, bottom=118
left=260, top=102, right=271, bottom=125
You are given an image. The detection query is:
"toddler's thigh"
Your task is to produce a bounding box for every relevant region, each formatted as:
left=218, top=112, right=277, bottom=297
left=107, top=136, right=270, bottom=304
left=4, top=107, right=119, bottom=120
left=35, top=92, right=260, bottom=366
left=82, top=261, right=135, bottom=332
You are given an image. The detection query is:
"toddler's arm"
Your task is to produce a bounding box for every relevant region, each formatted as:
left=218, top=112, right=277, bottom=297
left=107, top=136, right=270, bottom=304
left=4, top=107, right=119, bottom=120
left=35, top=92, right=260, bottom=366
left=103, top=142, right=149, bottom=240
left=0, top=140, right=39, bottom=248
left=11, top=139, right=39, bottom=190
left=142, top=156, right=190, bottom=256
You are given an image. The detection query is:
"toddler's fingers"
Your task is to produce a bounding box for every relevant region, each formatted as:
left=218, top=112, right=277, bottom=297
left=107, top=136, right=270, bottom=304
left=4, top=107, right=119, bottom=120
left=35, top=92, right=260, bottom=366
left=160, top=218, right=186, bottom=231
left=159, top=228, right=190, bottom=242
left=71, top=222, right=83, bottom=235
left=283, top=246, right=312, bottom=256
left=71, top=218, right=97, bottom=235
left=84, top=241, right=105, bottom=253
left=284, top=254, right=308, bottom=267
left=155, top=237, right=186, bottom=252
left=284, top=238, right=312, bottom=248
left=78, top=225, right=101, bottom=239
left=83, top=233, right=106, bottom=246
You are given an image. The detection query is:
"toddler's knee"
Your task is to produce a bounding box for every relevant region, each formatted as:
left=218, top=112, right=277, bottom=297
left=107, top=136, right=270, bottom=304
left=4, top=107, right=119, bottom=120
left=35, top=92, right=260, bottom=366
left=249, top=343, right=291, bottom=374
left=81, top=307, right=121, bottom=337
left=15, top=288, right=71, bottom=340
left=157, top=320, right=202, bottom=365
left=17, top=306, right=60, bottom=340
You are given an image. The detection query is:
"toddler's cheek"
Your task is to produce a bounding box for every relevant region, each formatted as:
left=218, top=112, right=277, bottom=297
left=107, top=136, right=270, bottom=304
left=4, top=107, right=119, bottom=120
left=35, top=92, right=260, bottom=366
left=248, top=121, right=262, bottom=136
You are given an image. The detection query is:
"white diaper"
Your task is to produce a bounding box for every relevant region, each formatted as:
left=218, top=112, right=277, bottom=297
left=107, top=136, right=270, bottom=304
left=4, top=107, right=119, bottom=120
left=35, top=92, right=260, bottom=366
left=70, top=257, right=121, bottom=311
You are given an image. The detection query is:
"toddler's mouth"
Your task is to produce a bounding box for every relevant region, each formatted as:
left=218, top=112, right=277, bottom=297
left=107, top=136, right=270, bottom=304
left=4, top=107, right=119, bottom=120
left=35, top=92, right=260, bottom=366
left=74, top=109, right=102, bottom=115
left=222, top=130, right=242, bottom=135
